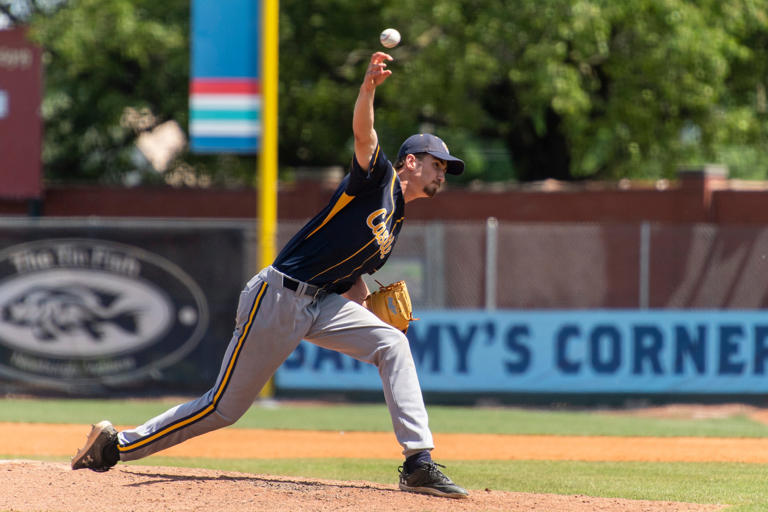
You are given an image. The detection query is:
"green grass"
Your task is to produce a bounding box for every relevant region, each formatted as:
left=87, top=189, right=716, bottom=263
left=3, top=398, right=768, bottom=510
left=133, top=456, right=760, bottom=504
left=2, top=397, right=768, bottom=438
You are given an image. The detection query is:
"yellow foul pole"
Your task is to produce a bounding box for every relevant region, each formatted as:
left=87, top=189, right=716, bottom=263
left=258, top=0, right=278, bottom=398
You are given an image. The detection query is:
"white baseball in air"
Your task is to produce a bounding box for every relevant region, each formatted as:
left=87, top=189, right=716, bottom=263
left=379, top=28, right=401, bottom=49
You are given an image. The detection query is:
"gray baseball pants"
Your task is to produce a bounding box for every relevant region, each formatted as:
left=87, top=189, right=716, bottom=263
left=117, top=265, right=434, bottom=460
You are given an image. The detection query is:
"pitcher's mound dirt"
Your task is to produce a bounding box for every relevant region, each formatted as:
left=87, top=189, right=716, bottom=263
left=0, top=460, right=723, bottom=512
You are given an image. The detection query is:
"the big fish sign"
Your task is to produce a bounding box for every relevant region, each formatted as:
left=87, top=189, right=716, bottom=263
left=0, top=239, right=209, bottom=389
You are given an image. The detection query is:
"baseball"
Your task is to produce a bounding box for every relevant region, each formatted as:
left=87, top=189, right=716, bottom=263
left=379, top=28, right=401, bottom=48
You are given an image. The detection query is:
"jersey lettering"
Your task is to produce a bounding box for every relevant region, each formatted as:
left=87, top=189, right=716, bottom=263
left=366, top=208, right=395, bottom=259
left=273, top=144, right=404, bottom=292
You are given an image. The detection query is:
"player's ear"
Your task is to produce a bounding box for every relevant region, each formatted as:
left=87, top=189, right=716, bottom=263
left=405, top=153, right=418, bottom=170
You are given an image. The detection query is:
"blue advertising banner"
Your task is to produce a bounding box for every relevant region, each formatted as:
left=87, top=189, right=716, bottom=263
left=276, top=310, right=768, bottom=394
left=190, top=0, right=261, bottom=153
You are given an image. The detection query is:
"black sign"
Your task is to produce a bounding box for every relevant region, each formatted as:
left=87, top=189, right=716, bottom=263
left=0, top=222, right=248, bottom=394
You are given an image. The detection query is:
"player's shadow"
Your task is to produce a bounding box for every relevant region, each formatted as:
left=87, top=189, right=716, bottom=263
left=122, top=469, right=401, bottom=494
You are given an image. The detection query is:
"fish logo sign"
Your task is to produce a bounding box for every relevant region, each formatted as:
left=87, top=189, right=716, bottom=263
left=2, top=285, right=140, bottom=342
left=0, top=239, right=209, bottom=386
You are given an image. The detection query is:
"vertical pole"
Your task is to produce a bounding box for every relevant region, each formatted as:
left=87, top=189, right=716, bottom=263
left=485, top=217, right=498, bottom=310
left=259, top=0, right=279, bottom=270
left=258, top=0, right=279, bottom=399
left=639, top=221, right=650, bottom=309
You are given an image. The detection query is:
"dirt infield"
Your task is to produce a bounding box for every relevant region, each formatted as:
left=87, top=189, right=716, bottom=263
left=2, top=422, right=768, bottom=463
left=0, top=460, right=724, bottom=512
left=2, top=403, right=759, bottom=511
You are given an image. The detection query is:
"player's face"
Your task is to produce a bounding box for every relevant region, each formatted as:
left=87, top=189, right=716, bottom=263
left=416, top=155, right=447, bottom=198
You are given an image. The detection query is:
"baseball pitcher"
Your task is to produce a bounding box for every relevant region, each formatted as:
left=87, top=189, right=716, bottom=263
left=71, top=51, right=468, bottom=499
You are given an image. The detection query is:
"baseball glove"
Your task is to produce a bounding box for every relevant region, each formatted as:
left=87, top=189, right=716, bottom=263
left=366, top=280, right=417, bottom=333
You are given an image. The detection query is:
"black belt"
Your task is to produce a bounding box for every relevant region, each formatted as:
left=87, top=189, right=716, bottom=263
left=282, top=276, right=323, bottom=298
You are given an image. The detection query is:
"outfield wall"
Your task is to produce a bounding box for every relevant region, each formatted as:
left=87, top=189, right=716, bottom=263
left=0, top=216, right=766, bottom=398
left=1, top=166, right=767, bottom=225
left=277, top=310, right=768, bottom=395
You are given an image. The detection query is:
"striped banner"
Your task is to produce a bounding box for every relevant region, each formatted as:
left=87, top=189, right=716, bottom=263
left=189, top=78, right=261, bottom=153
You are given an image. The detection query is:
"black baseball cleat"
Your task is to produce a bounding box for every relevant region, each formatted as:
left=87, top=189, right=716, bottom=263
left=398, top=461, right=469, bottom=499
left=71, top=420, right=119, bottom=472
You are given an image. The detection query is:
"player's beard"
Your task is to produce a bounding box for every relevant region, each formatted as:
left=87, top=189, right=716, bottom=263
left=423, top=181, right=441, bottom=198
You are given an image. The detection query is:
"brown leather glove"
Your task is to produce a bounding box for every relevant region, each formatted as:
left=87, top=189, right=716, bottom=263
left=365, top=280, right=417, bottom=333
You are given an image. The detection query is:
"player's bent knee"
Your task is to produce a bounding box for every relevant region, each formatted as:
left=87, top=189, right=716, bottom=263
left=206, top=397, right=251, bottom=428
left=208, top=408, right=241, bottom=428
left=373, top=329, right=412, bottom=363
left=379, top=326, right=409, bottom=348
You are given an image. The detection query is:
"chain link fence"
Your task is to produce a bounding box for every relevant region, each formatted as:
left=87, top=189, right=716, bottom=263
left=334, top=219, right=768, bottom=311
left=3, top=217, right=766, bottom=312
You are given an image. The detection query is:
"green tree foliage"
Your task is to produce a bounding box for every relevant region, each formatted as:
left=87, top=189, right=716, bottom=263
left=376, top=0, right=768, bottom=181
left=7, top=0, right=768, bottom=183
left=21, top=0, right=190, bottom=182
left=277, top=1, right=383, bottom=169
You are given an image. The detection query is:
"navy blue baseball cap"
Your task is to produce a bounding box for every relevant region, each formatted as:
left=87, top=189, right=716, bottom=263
left=397, top=133, right=465, bottom=175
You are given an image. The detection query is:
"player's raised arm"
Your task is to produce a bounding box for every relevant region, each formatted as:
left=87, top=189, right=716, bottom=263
left=353, top=52, right=393, bottom=171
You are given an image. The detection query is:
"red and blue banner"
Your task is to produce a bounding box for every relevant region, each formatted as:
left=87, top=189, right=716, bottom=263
left=190, top=0, right=261, bottom=153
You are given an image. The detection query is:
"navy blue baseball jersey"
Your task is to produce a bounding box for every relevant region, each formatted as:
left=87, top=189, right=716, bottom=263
left=273, top=144, right=404, bottom=294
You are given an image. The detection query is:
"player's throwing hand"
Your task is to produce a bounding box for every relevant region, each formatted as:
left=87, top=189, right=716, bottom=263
left=362, top=52, right=393, bottom=92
